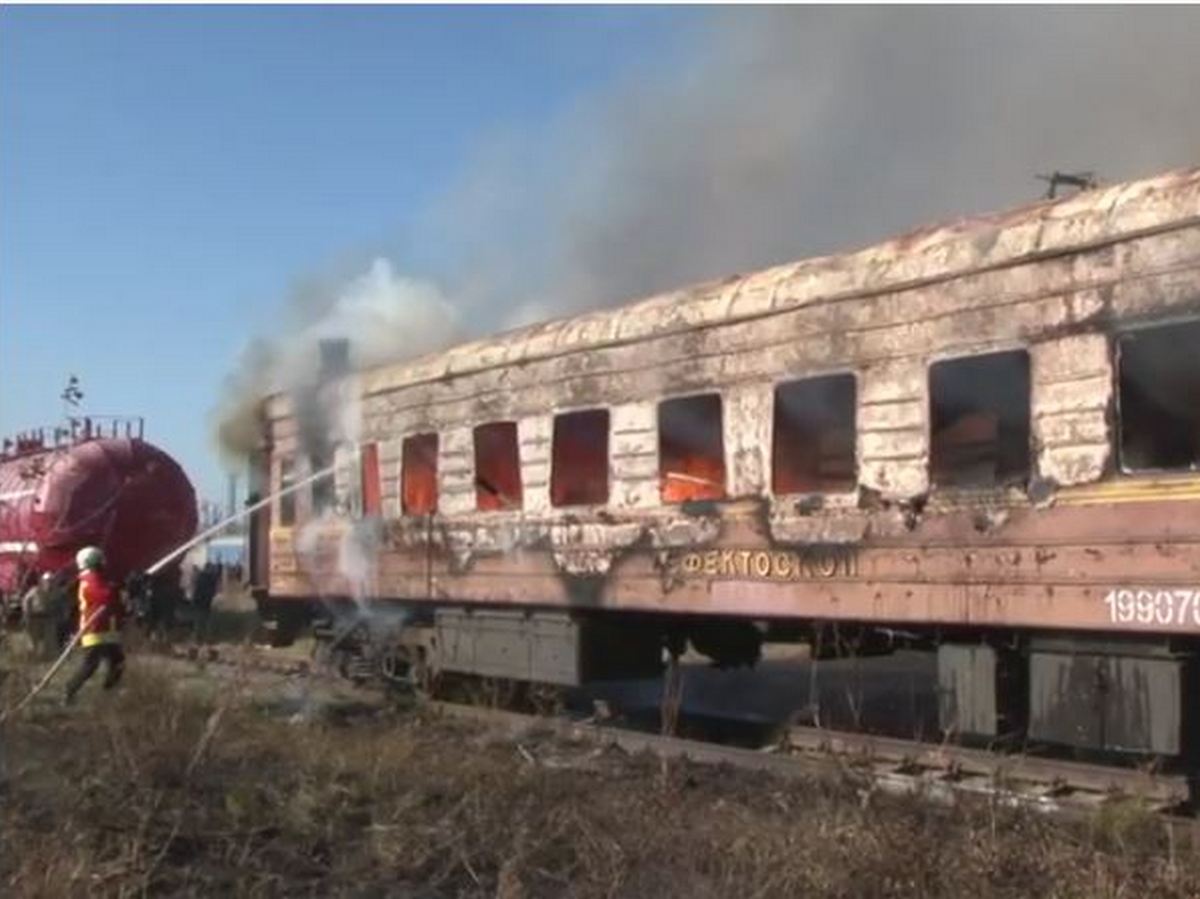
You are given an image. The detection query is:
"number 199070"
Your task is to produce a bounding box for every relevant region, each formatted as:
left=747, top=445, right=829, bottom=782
left=1103, top=589, right=1200, bottom=626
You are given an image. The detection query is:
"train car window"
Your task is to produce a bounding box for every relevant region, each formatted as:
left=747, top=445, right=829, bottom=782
left=310, top=450, right=335, bottom=514
left=474, top=422, right=523, bottom=511
left=551, top=409, right=610, bottom=507
left=1118, top=320, right=1200, bottom=472
left=773, top=374, right=857, bottom=494
left=333, top=442, right=360, bottom=516
left=277, top=456, right=297, bottom=527
left=360, top=442, right=382, bottom=517
left=401, top=433, right=439, bottom=515
left=659, top=394, right=727, bottom=503
left=929, top=350, right=1031, bottom=488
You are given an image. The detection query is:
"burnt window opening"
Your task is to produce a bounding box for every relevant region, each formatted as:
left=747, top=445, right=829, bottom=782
left=930, top=350, right=1031, bottom=488
left=474, top=422, right=523, bottom=511
left=401, top=433, right=439, bottom=515
left=334, top=443, right=360, bottom=516
left=277, top=456, right=297, bottom=527
left=772, top=374, right=857, bottom=494
left=310, top=450, right=335, bottom=514
left=1118, top=320, right=1200, bottom=473
left=551, top=409, right=610, bottom=507
left=659, top=394, right=727, bottom=503
left=360, top=442, right=382, bottom=517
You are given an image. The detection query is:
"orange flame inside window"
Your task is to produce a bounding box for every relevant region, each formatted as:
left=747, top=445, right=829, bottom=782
left=551, top=410, right=609, bottom=507
left=402, top=433, right=438, bottom=515
left=474, top=422, right=523, bottom=511
left=659, top=394, right=726, bottom=503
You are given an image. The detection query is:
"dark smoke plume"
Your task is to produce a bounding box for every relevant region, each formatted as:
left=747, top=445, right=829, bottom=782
left=433, top=6, right=1200, bottom=328
left=214, top=7, right=1200, bottom=463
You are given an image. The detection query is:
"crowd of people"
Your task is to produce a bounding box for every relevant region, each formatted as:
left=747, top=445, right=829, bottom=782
left=11, top=557, right=242, bottom=661
left=0, top=549, right=249, bottom=705
left=129, top=560, right=244, bottom=642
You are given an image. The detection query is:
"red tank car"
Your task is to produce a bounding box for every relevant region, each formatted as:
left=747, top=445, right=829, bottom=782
left=0, top=417, right=197, bottom=595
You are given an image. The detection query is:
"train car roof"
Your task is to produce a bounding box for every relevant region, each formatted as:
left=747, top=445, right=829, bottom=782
left=266, top=165, right=1200, bottom=416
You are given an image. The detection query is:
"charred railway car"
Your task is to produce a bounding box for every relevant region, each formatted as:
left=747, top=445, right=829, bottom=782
left=251, top=167, right=1200, bottom=761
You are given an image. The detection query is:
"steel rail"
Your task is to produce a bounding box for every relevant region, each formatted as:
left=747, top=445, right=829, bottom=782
left=158, top=643, right=1196, bottom=818
left=784, top=725, right=1191, bottom=807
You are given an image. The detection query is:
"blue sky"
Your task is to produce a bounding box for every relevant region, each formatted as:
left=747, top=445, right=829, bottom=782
left=0, top=6, right=706, bottom=503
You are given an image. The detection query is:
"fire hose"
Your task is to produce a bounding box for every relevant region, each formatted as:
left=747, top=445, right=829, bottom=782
left=1, top=465, right=339, bottom=723
left=0, top=607, right=103, bottom=723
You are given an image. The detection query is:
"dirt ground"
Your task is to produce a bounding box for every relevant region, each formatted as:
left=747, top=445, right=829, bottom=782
left=2, top=632, right=1198, bottom=898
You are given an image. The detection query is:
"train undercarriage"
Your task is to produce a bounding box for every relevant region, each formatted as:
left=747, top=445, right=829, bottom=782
left=255, top=595, right=1200, bottom=780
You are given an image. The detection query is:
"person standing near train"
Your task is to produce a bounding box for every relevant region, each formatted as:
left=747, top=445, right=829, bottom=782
left=21, top=573, right=58, bottom=659
left=64, top=546, right=125, bottom=703
left=21, top=571, right=73, bottom=659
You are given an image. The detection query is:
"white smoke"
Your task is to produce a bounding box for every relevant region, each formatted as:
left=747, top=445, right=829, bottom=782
left=213, top=258, right=461, bottom=462
left=338, top=517, right=384, bottom=604
left=290, top=259, right=460, bottom=377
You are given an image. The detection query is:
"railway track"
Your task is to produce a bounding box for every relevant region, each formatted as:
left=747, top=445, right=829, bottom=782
left=158, top=642, right=1199, bottom=837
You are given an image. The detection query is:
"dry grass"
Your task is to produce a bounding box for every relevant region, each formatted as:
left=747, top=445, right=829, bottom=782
left=1, top=648, right=1198, bottom=898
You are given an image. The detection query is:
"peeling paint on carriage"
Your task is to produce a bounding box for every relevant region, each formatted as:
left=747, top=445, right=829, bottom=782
left=257, top=166, right=1200, bottom=638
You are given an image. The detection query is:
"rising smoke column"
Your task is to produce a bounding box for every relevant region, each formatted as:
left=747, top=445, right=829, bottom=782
left=211, top=260, right=461, bottom=604
left=215, top=6, right=1200, bottom=460
left=212, top=258, right=461, bottom=464
left=432, top=7, right=1200, bottom=327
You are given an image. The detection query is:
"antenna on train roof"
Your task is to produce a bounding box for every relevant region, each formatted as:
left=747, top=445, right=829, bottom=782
left=1036, top=170, right=1098, bottom=200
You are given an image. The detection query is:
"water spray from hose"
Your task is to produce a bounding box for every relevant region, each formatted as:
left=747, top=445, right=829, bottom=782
left=0, top=465, right=338, bottom=720
left=145, top=464, right=337, bottom=576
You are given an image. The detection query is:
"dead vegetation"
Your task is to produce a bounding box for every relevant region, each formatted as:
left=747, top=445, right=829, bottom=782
left=1, top=650, right=1197, bottom=898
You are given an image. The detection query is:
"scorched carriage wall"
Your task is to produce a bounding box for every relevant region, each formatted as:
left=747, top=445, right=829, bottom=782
left=257, top=167, right=1200, bottom=642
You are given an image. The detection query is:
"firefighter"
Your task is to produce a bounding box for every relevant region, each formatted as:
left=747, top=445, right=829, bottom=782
left=64, top=546, right=125, bottom=703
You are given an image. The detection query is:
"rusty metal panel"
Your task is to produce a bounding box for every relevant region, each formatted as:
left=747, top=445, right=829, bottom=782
left=530, top=615, right=580, bottom=685
left=1029, top=652, right=1105, bottom=749
left=1105, top=655, right=1181, bottom=755
left=432, top=608, right=476, bottom=674
left=1029, top=649, right=1182, bottom=755
left=433, top=609, right=583, bottom=686
left=469, top=614, right=526, bottom=680
left=937, top=644, right=998, bottom=738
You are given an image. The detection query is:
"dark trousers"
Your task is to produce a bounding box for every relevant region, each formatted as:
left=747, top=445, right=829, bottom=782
left=64, top=643, right=125, bottom=701
left=27, top=615, right=58, bottom=661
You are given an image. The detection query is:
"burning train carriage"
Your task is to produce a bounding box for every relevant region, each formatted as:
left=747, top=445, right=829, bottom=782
left=253, top=166, right=1200, bottom=759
